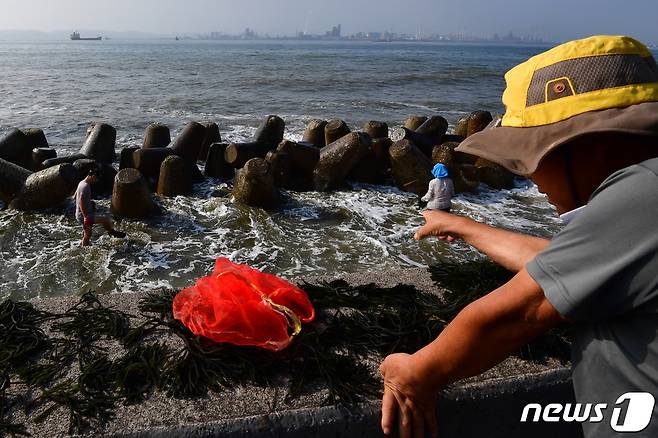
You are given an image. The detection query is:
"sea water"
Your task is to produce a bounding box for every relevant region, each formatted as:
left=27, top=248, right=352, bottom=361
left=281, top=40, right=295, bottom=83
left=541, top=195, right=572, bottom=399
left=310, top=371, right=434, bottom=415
left=0, top=39, right=563, bottom=300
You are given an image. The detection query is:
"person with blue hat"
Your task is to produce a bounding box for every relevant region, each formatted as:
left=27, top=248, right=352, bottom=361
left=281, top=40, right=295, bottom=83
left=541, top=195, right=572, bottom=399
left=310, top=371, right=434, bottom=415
left=420, top=163, right=454, bottom=212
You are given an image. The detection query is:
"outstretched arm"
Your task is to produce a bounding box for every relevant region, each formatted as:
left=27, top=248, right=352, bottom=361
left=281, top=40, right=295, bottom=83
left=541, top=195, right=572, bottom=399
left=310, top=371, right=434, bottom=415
left=380, top=268, right=567, bottom=438
left=420, top=180, right=434, bottom=202
left=415, top=210, right=550, bottom=272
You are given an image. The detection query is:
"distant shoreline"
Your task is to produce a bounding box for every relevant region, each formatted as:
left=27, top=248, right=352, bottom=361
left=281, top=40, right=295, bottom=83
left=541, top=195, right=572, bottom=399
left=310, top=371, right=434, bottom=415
left=0, top=37, right=556, bottom=47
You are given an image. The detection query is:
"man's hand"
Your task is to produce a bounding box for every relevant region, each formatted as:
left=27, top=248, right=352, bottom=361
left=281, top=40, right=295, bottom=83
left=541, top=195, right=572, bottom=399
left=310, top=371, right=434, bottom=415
left=380, top=353, right=439, bottom=438
left=414, top=210, right=462, bottom=242
left=415, top=210, right=550, bottom=272
left=379, top=269, right=567, bottom=438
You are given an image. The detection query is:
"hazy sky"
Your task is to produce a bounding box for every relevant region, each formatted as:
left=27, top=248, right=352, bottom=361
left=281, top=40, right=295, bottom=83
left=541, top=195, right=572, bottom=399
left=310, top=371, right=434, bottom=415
left=1, top=0, right=657, bottom=43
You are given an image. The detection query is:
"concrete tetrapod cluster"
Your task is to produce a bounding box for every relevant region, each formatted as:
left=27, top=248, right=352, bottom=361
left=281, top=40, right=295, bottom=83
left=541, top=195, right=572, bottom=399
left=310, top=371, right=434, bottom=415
left=437, top=111, right=516, bottom=191
left=115, top=116, right=285, bottom=210
left=115, top=121, right=220, bottom=218
left=0, top=111, right=515, bottom=213
left=180, top=112, right=514, bottom=209
left=0, top=124, right=117, bottom=211
left=387, top=112, right=516, bottom=194
left=224, top=112, right=514, bottom=207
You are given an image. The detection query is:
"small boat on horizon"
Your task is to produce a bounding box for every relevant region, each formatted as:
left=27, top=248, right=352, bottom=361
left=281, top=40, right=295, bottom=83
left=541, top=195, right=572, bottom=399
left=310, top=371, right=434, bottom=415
left=70, top=31, right=102, bottom=41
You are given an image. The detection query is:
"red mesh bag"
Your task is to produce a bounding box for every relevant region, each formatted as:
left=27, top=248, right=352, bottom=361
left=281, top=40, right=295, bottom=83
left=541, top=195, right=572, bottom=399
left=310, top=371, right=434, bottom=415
left=172, top=257, right=315, bottom=351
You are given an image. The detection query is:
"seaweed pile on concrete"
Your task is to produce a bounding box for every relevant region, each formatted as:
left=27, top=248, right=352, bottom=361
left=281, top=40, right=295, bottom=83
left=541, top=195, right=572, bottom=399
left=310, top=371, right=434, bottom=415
left=0, top=261, right=570, bottom=436
left=0, top=294, right=131, bottom=436
left=430, top=260, right=572, bottom=363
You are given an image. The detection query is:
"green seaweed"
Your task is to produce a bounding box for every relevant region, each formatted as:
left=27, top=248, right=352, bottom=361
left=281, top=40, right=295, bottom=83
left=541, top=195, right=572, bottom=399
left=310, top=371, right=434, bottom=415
left=30, top=377, right=116, bottom=435
left=115, top=343, right=168, bottom=404
left=51, top=291, right=131, bottom=346
left=0, top=300, right=50, bottom=370
left=430, top=259, right=572, bottom=363
left=0, top=300, right=51, bottom=437
left=429, top=259, right=515, bottom=309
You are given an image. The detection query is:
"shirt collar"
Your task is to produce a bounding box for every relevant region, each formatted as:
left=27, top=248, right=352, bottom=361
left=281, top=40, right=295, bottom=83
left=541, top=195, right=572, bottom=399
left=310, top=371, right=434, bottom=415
left=559, top=205, right=587, bottom=225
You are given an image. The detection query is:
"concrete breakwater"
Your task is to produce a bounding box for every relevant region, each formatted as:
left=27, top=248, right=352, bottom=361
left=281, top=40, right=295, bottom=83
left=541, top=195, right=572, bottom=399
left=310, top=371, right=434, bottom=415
left=0, top=111, right=516, bottom=215
left=1, top=267, right=577, bottom=438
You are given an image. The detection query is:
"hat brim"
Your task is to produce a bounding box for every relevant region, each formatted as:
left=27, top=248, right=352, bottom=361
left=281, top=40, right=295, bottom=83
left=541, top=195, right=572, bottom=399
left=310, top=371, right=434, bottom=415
left=455, top=102, right=658, bottom=176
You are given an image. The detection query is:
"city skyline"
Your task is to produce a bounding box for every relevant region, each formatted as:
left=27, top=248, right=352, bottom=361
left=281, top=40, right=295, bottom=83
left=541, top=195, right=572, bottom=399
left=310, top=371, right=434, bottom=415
left=0, top=26, right=551, bottom=46
left=1, top=0, right=658, bottom=44
left=194, top=27, right=547, bottom=44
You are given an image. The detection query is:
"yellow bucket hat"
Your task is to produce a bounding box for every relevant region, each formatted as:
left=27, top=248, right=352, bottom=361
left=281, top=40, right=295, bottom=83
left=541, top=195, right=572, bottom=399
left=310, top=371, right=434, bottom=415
left=456, top=35, right=658, bottom=176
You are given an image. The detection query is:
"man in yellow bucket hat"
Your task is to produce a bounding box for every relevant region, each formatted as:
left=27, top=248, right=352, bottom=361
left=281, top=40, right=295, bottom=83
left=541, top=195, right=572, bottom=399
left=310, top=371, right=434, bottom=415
left=380, top=35, right=658, bottom=438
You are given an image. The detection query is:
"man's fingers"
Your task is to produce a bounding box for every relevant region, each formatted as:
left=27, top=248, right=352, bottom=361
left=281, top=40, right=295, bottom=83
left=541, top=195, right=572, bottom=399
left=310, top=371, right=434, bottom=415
left=391, top=389, right=412, bottom=438
left=416, top=224, right=450, bottom=241
left=414, top=225, right=432, bottom=241
left=423, top=402, right=439, bottom=438
left=415, top=213, right=430, bottom=241
left=381, top=386, right=397, bottom=435
left=416, top=210, right=453, bottom=241
left=412, top=403, right=425, bottom=438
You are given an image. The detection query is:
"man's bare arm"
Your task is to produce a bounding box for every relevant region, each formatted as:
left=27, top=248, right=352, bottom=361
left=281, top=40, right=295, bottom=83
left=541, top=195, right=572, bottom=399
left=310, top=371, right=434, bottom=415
left=415, top=211, right=550, bottom=272
left=380, top=269, right=567, bottom=437
left=413, top=268, right=565, bottom=387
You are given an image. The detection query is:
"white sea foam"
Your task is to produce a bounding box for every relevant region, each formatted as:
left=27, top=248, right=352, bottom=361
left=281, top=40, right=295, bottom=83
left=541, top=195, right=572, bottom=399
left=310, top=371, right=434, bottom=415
left=0, top=134, right=560, bottom=301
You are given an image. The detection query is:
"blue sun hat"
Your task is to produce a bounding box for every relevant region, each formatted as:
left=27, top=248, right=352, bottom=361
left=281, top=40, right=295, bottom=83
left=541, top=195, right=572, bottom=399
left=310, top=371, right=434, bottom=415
left=432, top=163, right=449, bottom=179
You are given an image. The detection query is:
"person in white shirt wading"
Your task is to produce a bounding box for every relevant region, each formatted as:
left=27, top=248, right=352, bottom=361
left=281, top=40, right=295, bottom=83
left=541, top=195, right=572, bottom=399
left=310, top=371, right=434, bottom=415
left=74, top=168, right=126, bottom=246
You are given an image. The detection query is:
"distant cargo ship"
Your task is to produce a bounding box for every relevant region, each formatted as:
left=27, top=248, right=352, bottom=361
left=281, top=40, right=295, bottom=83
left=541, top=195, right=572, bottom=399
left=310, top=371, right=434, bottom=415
left=70, top=31, right=102, bottom=41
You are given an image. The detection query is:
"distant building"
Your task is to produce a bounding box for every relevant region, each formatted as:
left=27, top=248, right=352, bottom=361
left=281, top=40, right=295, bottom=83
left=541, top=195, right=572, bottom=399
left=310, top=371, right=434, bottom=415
left=299, top=24, right=342, bottom=40
left=367, top=32, right=382, bottom=41
left=325, top=24, right=341, bottom=39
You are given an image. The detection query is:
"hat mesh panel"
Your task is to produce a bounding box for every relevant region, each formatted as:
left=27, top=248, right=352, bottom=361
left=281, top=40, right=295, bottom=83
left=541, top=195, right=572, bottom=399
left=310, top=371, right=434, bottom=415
left=526, top=54, right=658, bottom=107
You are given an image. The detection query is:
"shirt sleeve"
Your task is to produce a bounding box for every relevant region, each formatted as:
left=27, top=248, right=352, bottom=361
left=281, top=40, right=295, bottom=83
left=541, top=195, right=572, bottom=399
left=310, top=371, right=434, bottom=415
left=526, top=163, right=658, bottom=322
left=421, top=180, right=434, bottom=201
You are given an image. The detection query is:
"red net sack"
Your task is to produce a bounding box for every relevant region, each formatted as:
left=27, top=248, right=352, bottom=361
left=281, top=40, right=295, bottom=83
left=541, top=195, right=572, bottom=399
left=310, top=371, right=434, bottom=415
left=172, top=257, right=315, bottom=351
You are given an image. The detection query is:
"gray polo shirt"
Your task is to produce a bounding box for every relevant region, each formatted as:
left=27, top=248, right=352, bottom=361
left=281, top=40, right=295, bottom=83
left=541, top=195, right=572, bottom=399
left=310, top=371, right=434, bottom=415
left=527, top=158, right=658, bottom=437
